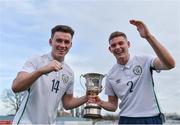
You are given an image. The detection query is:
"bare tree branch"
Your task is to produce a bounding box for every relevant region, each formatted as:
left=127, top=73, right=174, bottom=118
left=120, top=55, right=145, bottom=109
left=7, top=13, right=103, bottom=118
left=0, top=89, right=24, bottom=114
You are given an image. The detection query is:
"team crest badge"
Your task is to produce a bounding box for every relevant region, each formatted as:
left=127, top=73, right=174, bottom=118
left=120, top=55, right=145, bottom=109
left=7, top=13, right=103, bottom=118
left=133, top=65, right=142, bottom=75
left=62, top=74, right=69, bottom=84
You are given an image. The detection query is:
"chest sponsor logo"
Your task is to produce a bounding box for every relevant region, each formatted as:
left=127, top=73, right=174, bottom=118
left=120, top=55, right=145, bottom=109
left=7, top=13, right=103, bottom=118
left=133, top=65, right=142, bottom=75
left=115, top=79, right=121, bottom=84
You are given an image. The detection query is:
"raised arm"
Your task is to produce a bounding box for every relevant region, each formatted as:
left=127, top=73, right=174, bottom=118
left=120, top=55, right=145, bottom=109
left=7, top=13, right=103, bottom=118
left=130, top=19, right=175, bottom=70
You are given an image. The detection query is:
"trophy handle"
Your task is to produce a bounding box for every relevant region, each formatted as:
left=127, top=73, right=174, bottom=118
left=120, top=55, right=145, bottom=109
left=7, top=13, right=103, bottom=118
left=80, top=74, right=86, bottom=91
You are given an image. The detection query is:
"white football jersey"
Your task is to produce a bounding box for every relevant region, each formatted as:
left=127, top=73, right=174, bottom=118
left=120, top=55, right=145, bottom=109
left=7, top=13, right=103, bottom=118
left=12, top=53, right=74, bottom=124
left=105, top=54, right=160, bottom=117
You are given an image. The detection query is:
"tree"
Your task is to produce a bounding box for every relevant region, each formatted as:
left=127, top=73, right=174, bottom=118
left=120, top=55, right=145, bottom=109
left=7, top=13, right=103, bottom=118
left=0, top=88, right=24, bottom=115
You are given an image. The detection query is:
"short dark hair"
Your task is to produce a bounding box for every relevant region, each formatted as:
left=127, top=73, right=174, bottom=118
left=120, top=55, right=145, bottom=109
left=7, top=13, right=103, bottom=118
left=51, top=25, right=74, bottom=38
left=109, top=31, right=127, bottom=42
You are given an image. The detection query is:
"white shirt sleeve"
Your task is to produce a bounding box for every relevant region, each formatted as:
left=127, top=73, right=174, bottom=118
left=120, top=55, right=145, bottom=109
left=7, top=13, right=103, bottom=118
left=21, top=56, right=38, bottom=73
left=105, top=76, right=115, bottom=96
left=65, top=74, right=74, bottom=94
left=148, top=55, right=161, bottom=73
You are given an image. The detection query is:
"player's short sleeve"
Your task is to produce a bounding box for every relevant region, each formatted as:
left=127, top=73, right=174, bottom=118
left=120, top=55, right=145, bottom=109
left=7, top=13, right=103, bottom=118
left=105, top=76, right=115, bottom=96
left=21, top=56, right=38, bottom=73
left=65, top=73, right=74, bottom=94
left=149, top=56, right=156, bottom=69
left=138, top=54, right=156, bottom=69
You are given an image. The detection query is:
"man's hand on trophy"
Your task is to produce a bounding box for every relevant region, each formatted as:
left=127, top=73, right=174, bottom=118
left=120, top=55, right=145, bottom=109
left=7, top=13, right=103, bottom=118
left=94, top=96, right=102, bottom=106
left=87, top=96, right=97, bottom=104
left=86, top=91, right=96, bottom=103
left=86, top=93, right=102, bottom=106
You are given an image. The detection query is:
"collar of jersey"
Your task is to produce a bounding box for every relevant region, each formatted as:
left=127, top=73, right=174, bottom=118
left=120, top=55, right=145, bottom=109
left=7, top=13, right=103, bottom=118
left=118, top=54, right=134, bottom=70
left=47, top=52, right=64, bottom=64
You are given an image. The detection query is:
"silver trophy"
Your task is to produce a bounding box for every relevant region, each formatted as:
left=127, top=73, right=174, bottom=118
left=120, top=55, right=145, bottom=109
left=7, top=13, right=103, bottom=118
left=80, top=73, right=105, bottom=118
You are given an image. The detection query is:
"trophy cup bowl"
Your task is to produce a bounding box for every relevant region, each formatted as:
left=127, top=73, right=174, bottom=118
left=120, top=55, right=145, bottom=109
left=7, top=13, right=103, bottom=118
left=80, top=73, right=105, bottom=119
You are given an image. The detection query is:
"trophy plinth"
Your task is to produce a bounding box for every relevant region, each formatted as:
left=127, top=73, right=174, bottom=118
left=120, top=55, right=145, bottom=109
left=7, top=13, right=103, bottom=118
left=80, top=73, right=105, bottom=119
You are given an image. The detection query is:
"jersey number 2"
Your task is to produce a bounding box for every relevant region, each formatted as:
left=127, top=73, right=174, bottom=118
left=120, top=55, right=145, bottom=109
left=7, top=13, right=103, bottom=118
left=127, top=81, right=134, bottom=93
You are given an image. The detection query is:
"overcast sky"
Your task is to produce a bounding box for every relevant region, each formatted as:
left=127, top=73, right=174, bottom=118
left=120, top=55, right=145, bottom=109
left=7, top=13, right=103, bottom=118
left=0, top=0, right=180, bottom=115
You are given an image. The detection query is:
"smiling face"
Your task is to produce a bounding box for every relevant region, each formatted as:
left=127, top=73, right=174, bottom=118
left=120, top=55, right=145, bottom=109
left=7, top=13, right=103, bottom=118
left=109, top=36, right=130, bottom=64
left=49, top=32, right=72, bottom=61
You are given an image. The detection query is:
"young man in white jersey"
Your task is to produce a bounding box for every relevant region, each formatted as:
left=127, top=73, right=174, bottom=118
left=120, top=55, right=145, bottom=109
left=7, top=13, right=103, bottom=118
left=12, top=25, right=89, bottom=124
left=90, top=20, right=175, bottom=124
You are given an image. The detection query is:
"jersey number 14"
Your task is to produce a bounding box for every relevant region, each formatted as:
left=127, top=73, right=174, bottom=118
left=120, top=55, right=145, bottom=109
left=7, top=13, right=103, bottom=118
left=52, top=79, right=60, bottom=93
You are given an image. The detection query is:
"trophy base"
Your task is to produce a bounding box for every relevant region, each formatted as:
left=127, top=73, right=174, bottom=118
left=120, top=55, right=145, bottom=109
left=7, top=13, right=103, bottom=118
left=83, top=105, right=102, bottom=119
left=83, top=114, right=102, bottom=119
